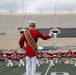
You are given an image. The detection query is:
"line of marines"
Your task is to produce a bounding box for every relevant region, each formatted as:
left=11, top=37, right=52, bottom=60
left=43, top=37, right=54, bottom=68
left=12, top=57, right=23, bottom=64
left=36, top=49, right=76, bottom=67
left=0, top=49, right=76, bottom=68
left=0, top=50, right=25, bottom=68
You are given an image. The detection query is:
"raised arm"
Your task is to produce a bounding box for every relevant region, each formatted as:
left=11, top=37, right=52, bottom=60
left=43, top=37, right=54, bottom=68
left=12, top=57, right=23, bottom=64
left=38, top=31, right=51, bottom=40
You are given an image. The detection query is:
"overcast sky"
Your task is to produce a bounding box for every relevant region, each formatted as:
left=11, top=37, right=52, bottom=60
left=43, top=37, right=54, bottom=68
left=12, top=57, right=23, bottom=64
left=0, top=0, right=76, bottom=14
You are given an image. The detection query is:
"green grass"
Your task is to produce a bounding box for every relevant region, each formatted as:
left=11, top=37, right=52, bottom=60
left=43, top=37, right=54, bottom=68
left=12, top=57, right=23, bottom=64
left=0, top=66, right=25, bottom=75
left=0, top=58, right=76, bottom=75
left=37, top=63, right=76, bottom=75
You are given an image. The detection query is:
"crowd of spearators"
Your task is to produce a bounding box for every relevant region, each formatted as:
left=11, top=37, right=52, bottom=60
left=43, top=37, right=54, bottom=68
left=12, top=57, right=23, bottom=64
left=0, top=49, right=76, bottom=68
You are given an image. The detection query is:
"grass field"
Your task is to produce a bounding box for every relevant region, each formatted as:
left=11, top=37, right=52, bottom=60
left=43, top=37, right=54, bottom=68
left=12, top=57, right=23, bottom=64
left=0, top=58, right=76, bottom=75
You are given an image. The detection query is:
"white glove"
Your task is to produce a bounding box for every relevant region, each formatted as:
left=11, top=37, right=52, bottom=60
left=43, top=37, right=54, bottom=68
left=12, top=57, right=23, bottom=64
left=19, top=45, right=25, bottom=50
left=22, top=46, right=25, bottom=50
left=49, top=31, right=53, bottom=37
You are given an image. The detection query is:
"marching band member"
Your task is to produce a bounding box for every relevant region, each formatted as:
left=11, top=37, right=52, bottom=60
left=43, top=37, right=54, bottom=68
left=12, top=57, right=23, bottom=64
left=48, top=50, right=54, bottom=67
left=18, top=51, right=25, bottom=67
left=46, top=51, right=50, bottom=64
left=36, top=55, right=40, bottom=67
left=66, top=49, right=73, bottom=64
left=0, top=51, right=4, bottom=67
left=38, top=51, right=43, bottom=64
left=19, top=22, right=51, bottom=75
left=6, top=51, right=13, bottom=68
left=74, top=51, right=76, bottom=66
left=12, top=51, right=19, bottom=65
left=55, top=51, right=63, bottom=64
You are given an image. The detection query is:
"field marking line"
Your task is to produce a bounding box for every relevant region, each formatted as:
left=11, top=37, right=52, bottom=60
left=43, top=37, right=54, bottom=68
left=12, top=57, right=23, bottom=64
left=44, top=65, right=50, bottom=75
left=22, top=72, right=41, bottom=75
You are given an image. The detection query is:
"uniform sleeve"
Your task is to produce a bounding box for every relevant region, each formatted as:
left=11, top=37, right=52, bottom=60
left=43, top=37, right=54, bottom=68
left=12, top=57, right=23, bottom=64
left=56, top=53, right=58, bottom=56
left=2, top=53, right=4, bottom=57
left=38, top=31, right=51, bottom=40
left=66, top=52, right=67, bottom=55
left=19, top=33, right=26, bottom=48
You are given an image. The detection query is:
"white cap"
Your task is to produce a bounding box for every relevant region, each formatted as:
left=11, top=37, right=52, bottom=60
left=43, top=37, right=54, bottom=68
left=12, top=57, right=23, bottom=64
left=20, top=28, right=27, bottom=32
left=38, top=46, right=43, bottom=50
left=28, top=21, right=36, bottom=25
left=28, top=21, right=36, bottom=23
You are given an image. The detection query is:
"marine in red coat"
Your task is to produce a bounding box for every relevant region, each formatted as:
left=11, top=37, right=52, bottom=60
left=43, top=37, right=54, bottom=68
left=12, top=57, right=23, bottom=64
left=18, top=51, right=25, bottom=67
left=18, top=52, right=24, bottom=60
left=19, top=22, right=51, bottom=75
left=48, top=51, right=53, bottom=60
left=74, top=51, right=76, bottom=66
left=56, top=51, right=62, bottom=57
left=38, top=51, right=43, bottom=57
left=6, top=51, right=12, bottom=60
left=66, top=49, right=73, bottom=57
left=55, top=51, right=63, bottom=64
left=0, top=51, right=4, bottom=64
left=74, top=51, right=76, bottom=58
left=19, top=30, right=51, bottom=56
left=12, top=51, right=18, bottom=57
left=12, top=51, right=19, bottom=62
left=66, top=49, right=73, bottom=64
left=47, top=50, right=54, bottom=66
left=0, top=51, right=4, bottom=59
left=46, top=51, right=50, bottom=64
left=6, top=51, right=13, bottom=67
left=38, top=51, right=43, bottom=64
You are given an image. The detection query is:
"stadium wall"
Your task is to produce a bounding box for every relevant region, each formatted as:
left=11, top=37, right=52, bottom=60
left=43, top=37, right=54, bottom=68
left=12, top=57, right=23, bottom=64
left=0, top=13, right=76, bottom=50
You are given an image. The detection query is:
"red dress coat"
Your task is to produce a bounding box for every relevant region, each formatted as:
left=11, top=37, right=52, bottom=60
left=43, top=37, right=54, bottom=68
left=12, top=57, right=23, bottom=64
left=6, top=53, right=12, bottom=60
left=48, top=53, right=53, bottom=60
left=18, top=53, right=24, bottom=60
left=66, top=50, right=73, bottom=56
left=19, top=29, right=51, bottom=56
left=38, top=51, right=43, bottom=57
left=12, top=51, right=18, bottom=58
left=56, top=52, right=62, bottom=57
left=0, top=52, right=4, bottom=58
left=74, top=52, right=76, bottom=58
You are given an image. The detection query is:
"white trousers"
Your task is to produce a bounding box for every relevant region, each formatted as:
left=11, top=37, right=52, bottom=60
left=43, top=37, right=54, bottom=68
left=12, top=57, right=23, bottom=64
left=66, top=57, right=72, bottom=64
left=36, top=59, right=40, bottom=67
left=50, top=60, right=54, bottom=66
left=7, top=60, right=13, bottom=67
left=19, top=59, right=25, bottom=67
left=0, top=59, right=3, bottom=67
left=55, top=58, right=62, bottom=64
left=26, top=56, right=36, bottom=75
left=39, top=58, right=42, bottom=64
left=74, top=58, right=76, bottom=66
